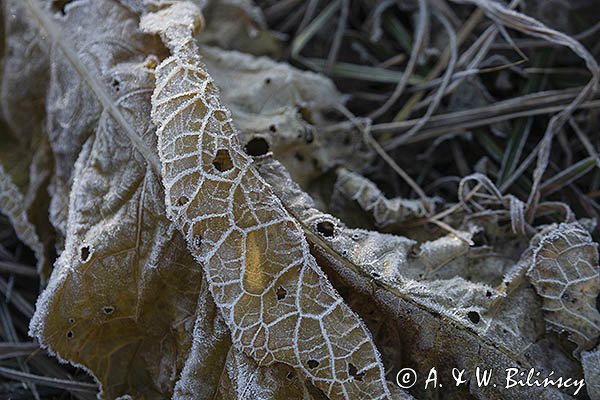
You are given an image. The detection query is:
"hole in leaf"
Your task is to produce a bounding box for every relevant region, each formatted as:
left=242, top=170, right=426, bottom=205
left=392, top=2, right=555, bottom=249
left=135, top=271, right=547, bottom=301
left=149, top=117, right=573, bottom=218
left=467, top=311, right=480, bottom=324
left=103, top=306, right=115, bottom=315
left=51, top=0, right=73, bottom=15
left=66, top=330, right=74, bottom=339
left=307, top=359, right=319, bottom=369
left=112, top=78, right=120, bottom=91
left=558, top=330, right=577, bottom=354
left=269, top=124, right=277, bottom=133
left=245, top=137, right=269, bottom=156
left=176, top=196, right=189, bottom=206
left=371, top=271, right=381, bottom=279
left=265, top=77, right=272, bottom=85
left=80, top=245, right=92, bottom=262
left=348, top=363, right=365, bottom=381
left=193, top=235, right=202, bottom=249
left=299, top=107, right=313, bottom=124
left=304, top=127, right=314, bottom=143
left=316, top=221, right=335, bottom=237
left=68, top=318, right=75, bottom=324
left=471, top=231, right=486, bottom=246
left=276, top=286, right=287, bottom=300
left=485, top=290, right=492, bottom=298
left=212, top=149, right=233, bottom=172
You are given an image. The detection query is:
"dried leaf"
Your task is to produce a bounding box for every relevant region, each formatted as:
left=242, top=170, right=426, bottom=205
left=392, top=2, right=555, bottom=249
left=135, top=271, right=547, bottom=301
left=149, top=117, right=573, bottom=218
left=255, top=155, right=581, bottom=399
left=0, top=163, right=45, bottom=274
left=41, top=0, right=164, bottom=237
left=144, top=2, right=393, bottom=398
left=527, top=222, right=600, bottom=353
left=199, top=46, right=371, bottom=187
left=29, top=54, right=206, bottom=398
left=199, top=0, right=281, bottom=56
left=174, top=276, right=317, bottom=400
left=332, top=168, right=435, bottom=228
left=24, top=1, right=202, bottom=398
left=0, top=0, right=49, bottom=147
left=581, top=345, right=600, bottom=399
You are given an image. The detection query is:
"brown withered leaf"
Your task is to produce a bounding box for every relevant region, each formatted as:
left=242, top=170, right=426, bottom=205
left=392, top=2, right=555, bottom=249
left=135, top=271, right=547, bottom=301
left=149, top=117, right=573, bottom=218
left=198, top=0, right=281, bottom=56
left=41, top=0, right=164, bottom=238
left=581, top=345, right=600, bottom=399
left=29, top=55, right=204, bottom=398
left=527, top=222, right=600, bottom=354
left=22, top=1, right=201, bottom=398
left=332, top=168, right=436, bottom=229
left=0, top=163, right=45, bottom=274
left=199, top=46, right=373, bottom=188
left=0, top=0, right=54, bottom=275
left=174, top=272, right=319, bottom=400
left=255, top=155, right=581, bottom=399
left=144, top=2, right=393, bottom=398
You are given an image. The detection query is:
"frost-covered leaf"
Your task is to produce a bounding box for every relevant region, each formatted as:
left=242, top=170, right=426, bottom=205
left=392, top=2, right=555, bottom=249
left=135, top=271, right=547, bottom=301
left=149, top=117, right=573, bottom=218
left=0, top=0, right=54, bottom=275
left=199, top=46, right=372, bottom=187
left=0, top=163, right=45, bottom=274
left=22, top=1, right=202, bottom=398
left=41, top=0, right=164, bottom=237
left=332, top=168, right=435, bottom=228
left=1, top=0, right=49, bottom=147
left=255, top=155, right=580, bottom=399
left=527, top=222, right=600, bottom=353
left=144, top=2, right=392, bottom=398
left=581, top=345, right=600, bottom=399
left=199, top=0, right=281, bottom=56
left=29, top=52, right=206, bottom=398
left=175, top=273, right=318, bottom=400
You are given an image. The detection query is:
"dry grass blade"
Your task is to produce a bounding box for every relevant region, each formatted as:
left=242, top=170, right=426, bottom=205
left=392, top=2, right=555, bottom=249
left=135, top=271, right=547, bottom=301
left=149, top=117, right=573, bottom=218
left=448, top=0, right=600, bottom=217
left=384, top=9, right=458, bottom=148
left=0, top=342, right=39, bottom=360
left=372, top=89, right=597, bottom=137
left=0, top=261, right=37, bottom=278
left=325, top=0, right=349, bottom=72
left=368, top=0, right=428, bottom=119
left=299, top=59, right=425, bottom=83
left=0, top=367, right=98, bottom=393
left=541, top=157, right=599, bottom=197
left=336, top=104, right=432, bottom=213
left=291, top=0, right=340, bottom=58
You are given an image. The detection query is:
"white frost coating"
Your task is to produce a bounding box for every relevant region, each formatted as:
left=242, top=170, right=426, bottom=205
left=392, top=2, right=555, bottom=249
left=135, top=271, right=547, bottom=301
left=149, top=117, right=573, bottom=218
left=28, top=139, right=104, bottom=398
left=143, top=2, right=392, bottom=399
left=0, top=163, right=45, bottom=273
left=254, top=157, right=583, bottom=399
left=581, top=345, right=600, bottom=399
left=333, top=168, right=435, bottom=227
left=528, top=222, right=600, bottom=354
left=199, top=45, right=371, bottom=187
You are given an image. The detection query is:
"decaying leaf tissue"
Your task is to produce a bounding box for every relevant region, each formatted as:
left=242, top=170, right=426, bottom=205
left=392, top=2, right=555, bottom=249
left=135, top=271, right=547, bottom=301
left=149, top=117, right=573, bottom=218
left=0, top=0, right=599, bottom=399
